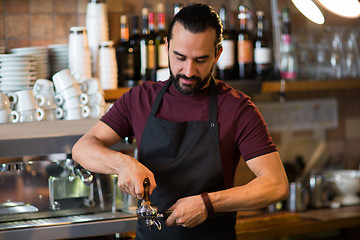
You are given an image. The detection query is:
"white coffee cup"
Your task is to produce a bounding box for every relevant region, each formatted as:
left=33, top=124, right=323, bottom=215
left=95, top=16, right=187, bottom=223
left=35, top=94, right=57, bottom=110
left=0, top=92, right=11, bottom=110
left=56, top=84, right=82, bottom=99
left=43, top=108, right=57, bottom=121
left=88, top=92, right=105, bottom=106
left=33, top=79, right=55, bottom=96
left=13, top=89, right=39, bottom=112
left=89, top=104, right=106, bottom=119
left=0, top=108, right=11, bottom=123
left=56, top=93, right=88, bottom=108
left=84, top=78, right=103, bottom=95
left=52, top=69, right=79, bottom=92
left=62, top=96, right=85, bottom=110
left=17, top=108, right=44, bottom=122
left=63, top=105, right=90, bottom=120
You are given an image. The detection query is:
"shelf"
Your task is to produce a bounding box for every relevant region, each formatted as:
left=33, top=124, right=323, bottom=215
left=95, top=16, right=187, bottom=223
left=262, top=78, right=360, bottom=93
left=103, top=78, right=360, bottom=101
left=0, top=119, right=135, bottom=158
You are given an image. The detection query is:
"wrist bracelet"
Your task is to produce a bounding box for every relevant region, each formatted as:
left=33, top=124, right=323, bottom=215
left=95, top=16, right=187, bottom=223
left=200, top=192, right=214, bottom=216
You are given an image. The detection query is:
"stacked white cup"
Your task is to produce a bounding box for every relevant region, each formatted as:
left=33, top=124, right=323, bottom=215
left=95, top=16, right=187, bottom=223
left=98, top=41, right=118, bottom=90
left=0, top=92, right=18, bottom=124
left=68, top=26, right=92, bottom=81
left=32, top=79, right=61, bottom=121
left=86, top=0, right=109, bottom=77
left=83, top=78, right=106, bottom=118
left=52, top=69, right=90, bottom=120
left=9, top=89, right=44, bottom=123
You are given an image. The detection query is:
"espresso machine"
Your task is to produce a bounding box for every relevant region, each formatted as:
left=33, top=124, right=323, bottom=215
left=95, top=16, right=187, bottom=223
left=0, top=120, right=138, bottom=239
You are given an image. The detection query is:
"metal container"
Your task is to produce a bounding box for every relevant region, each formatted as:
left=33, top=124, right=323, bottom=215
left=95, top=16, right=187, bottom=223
left=287, top=181, right=309, bottom=212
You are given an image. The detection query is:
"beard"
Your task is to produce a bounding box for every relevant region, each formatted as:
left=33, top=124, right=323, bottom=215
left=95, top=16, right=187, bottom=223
left=169, top=64, right=214, bottom=96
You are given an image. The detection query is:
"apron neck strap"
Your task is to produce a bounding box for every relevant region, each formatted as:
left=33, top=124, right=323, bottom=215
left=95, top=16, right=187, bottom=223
left=150, top=78, right=218, bottom=123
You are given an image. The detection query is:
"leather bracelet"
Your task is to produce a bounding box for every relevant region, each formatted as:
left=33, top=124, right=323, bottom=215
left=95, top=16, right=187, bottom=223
left=200, top=192, right=214, bottom=216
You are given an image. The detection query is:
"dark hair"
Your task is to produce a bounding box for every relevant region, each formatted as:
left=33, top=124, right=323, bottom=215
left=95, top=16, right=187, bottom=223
left=167, top=4, right=223, bottom=55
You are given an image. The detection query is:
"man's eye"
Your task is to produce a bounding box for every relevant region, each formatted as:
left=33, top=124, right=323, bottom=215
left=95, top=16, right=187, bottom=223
left=177, top=57, right=186, bottom=61
left=196, top=59, right=206, bottom=63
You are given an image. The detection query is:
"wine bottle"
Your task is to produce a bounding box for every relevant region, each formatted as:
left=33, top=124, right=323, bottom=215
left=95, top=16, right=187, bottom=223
left=129, top=15, right=142, bottom=86
left=216, top=5, right=236, bottom=81
left=254, top=11, right=273, bottom=81
left=156, top=3, right=168, bottom=71
left=115, top=15, right=130, bottom=87
left=237, top=5, right=254, bottom=80
left=280, top=7, right=297, bottom=81
left=140, top=8, right=156, bottom=82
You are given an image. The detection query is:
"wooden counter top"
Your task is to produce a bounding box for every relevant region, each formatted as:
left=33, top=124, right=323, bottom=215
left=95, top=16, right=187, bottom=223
left=236, top=206, right=360, bottom=239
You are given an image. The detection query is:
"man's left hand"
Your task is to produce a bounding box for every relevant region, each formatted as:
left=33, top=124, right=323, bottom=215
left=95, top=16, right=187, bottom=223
left=165, top=194, right=208, bottom=228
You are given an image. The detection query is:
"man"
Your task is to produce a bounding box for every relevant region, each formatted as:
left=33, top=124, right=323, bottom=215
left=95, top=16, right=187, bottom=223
left=72, top=4, right=288, bottom=240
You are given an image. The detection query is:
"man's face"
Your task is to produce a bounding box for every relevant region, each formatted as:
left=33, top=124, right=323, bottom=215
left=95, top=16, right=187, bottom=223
left=166, top=23, right=222, bottom=95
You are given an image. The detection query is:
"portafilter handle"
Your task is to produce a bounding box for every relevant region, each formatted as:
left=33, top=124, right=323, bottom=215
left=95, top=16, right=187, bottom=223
left=143, top=177, right=150, bottom=203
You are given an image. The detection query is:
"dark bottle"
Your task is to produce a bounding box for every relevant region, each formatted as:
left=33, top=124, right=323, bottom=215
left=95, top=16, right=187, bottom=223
left=216, top=5, right=237, bottom=81
left=254, top=11, right=273, bottom=81
left=128, top=15, right=142, bottom=86
left=140, top=8, right=157, bottom=82
left=237, top=5, right=254, bottom=80
left=115, top=15, right=130, bottom=87
left=280, top=7, right=297, bottom=81
left=156, top=3, right=168, bottom=71
left=115, top=15, right=141, bottom=87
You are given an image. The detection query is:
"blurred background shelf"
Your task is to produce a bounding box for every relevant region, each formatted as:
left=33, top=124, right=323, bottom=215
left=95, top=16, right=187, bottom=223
left=103, top=78, right=360, bottom=101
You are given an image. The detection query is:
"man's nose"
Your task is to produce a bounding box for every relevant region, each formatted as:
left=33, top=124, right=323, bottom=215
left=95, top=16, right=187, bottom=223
left=184, top=60, right=196, bottom=77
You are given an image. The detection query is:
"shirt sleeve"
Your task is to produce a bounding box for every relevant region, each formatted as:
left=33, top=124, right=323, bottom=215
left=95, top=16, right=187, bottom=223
left=235, top=97, right=277, bottom=161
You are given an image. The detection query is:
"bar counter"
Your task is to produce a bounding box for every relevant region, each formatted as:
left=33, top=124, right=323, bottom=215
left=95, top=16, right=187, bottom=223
left=236, top=205, right=360, bottom=239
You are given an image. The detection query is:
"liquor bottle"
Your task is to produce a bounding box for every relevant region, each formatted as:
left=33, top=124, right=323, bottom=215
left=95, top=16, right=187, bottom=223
left=237, top=5, right=254, bottom=80
left=156, top=3, right=168, bottom=71
left=140, top=8, right=156, bottom=82
left=115, top=15, right=130, bottom=87
left=254, top=11, right=272, bottom=81
left=129, top=15, right=142, bottom=86
left=280, top=7, right=297, bottom=81
left=216, top=5, right=236, bottom=80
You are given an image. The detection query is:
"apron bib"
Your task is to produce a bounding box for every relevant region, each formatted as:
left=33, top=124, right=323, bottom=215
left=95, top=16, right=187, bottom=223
left=136, top=79, right=236, bottom=240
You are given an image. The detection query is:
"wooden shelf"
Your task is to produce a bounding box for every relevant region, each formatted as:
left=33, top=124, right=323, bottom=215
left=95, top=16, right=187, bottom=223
left=103, top=78, right=360, bottom=101
left=262, top=78, right=360, bottom=93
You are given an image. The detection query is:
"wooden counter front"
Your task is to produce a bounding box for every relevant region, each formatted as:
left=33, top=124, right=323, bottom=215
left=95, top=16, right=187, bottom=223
left=236, top=206, right=360, bottom=239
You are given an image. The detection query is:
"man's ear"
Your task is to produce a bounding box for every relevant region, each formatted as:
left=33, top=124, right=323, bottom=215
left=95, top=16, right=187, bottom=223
left=215, top=46, right=223, bottom=64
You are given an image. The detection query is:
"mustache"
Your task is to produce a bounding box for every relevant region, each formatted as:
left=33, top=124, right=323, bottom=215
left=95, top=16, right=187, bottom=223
left=176, top=74, right=201, bottom=82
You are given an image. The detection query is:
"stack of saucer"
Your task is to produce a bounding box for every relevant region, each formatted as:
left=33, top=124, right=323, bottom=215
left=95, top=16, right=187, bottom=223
left=0, top=54, right=37, bottom=92
left=10, top=46, right=50, bottom=79
left=48, top=44, right=68, bottom=76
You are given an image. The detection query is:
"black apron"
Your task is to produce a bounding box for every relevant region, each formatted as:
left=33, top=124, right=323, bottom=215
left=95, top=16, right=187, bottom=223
left=136, top=78, right=236, bottom=240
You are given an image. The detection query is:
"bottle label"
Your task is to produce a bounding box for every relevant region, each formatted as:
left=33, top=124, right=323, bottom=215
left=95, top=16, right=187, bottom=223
left=147, top=44, right=155, bottom=69
left=140, top=40, right=147, bottom=75
left=254, top=47, right=272, bottom=64
left=280, top=71, right=296, bottom=80
left=238, top=40, right=253, bottom=63
left=158, top=43, right=168, bottom=68
left=217, top=39, right=235, bottom=70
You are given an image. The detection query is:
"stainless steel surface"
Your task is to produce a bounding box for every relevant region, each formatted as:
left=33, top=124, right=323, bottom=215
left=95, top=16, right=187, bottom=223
left=0, top=211, right=137, bottom=240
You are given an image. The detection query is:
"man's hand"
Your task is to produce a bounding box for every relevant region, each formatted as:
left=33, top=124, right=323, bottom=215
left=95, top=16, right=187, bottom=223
left=166, top=194, right=208, bottom=228
left=116, top=154, right=156, bottom=199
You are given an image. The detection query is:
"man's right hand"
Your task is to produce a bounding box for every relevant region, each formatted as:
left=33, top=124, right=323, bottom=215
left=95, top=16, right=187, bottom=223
left=116, top=153, right=156, bottom=199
